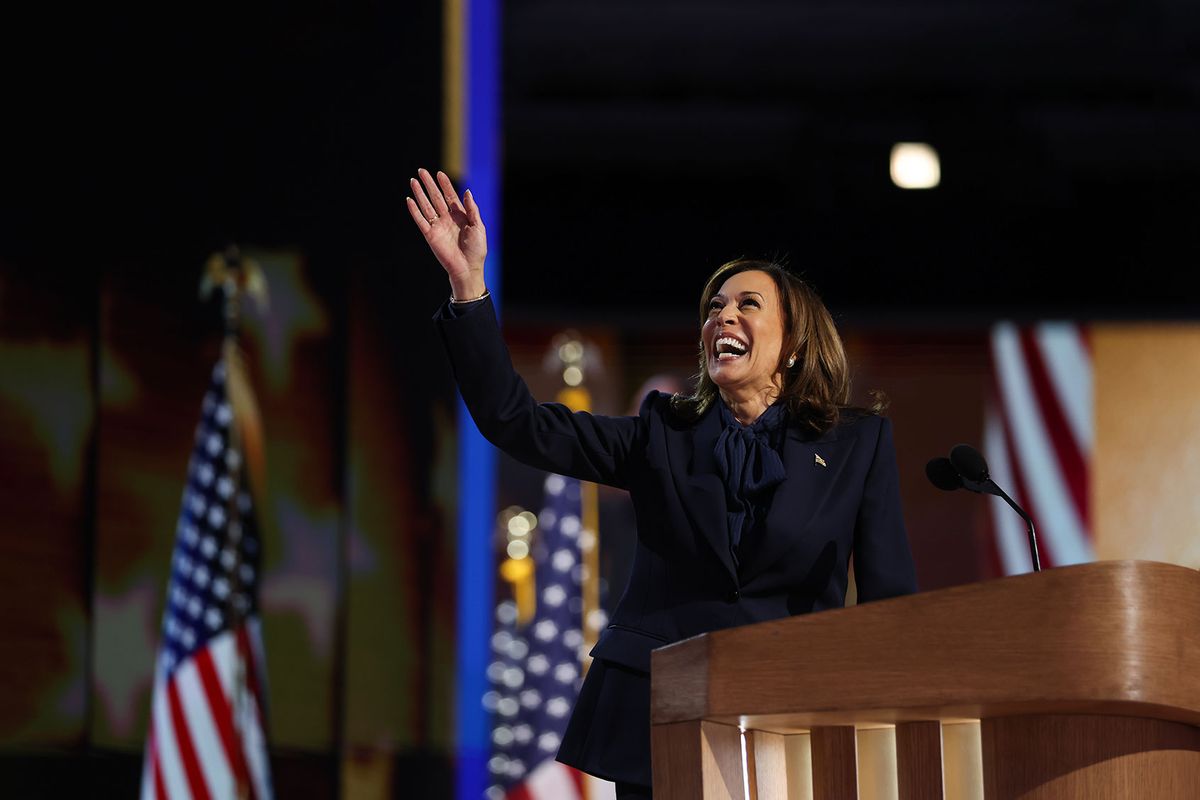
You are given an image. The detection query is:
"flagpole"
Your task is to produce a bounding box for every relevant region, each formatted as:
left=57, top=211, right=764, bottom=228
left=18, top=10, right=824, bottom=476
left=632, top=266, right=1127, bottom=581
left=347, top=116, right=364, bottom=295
left=550, top=334, right=602, bottom=675
left=199, top=245, right=268, bottom=800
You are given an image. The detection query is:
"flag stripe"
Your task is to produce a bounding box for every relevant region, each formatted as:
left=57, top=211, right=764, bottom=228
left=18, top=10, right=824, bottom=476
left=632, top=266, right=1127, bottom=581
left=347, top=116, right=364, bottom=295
left=167, top=678, right=213, bottom=800
left=240, top=692, right=272, bottom=800
left=1017, top=329, right=1090, bottom=528
left=153, top=681, right=192, bottom=800
left=1037, top=324, right=1093, bottom=455
left=153, top=748, right=167, bottom=800
left=177, top=660, right=235, bottom=798
left=993, top=324, right=1092, bottom=566
left=195, top=647, right=254, bottom=797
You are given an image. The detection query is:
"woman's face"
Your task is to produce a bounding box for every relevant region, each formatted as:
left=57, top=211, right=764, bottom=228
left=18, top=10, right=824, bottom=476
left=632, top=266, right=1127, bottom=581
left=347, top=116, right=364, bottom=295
left=701, top=269, right=788, bottom=396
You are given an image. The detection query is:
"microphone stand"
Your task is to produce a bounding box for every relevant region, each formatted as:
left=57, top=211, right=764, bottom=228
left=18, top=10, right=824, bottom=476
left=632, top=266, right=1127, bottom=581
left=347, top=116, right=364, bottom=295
left=966, top=477, right=1042, bottom=572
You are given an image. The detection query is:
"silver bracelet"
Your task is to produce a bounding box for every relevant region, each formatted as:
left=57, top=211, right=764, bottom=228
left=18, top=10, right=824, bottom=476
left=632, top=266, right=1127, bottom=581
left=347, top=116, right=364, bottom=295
left=450, top=288, right=490, bottom=304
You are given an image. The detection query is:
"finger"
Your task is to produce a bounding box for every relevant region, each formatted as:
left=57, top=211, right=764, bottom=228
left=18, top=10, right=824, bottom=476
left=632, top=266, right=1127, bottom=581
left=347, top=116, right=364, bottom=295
left=436, top=171, right=464, bottom=213
left=405, top=197, right=432, bottom=235
left=409, top=176, right=438, bottom=221
left=464, top=189, right=486, bottom=227
left=419, top=168, right=450, bottom=216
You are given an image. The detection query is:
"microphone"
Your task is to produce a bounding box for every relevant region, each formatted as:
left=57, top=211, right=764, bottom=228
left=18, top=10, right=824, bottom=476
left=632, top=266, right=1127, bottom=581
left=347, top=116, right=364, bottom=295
left=926, top=444, right=1042, bottom=572
left=924, top=457, right=963, bottom=491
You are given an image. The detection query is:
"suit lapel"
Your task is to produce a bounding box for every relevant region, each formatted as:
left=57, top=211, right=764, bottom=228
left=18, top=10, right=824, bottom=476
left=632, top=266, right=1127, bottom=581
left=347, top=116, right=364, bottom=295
left=738, top=424, right=858, bottom=583
left=675, top=403, right=738, bottom=584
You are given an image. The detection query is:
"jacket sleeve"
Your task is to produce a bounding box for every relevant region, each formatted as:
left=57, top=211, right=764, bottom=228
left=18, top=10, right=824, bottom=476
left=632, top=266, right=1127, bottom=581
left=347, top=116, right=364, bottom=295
left=852, top=416, right=919, bottom=601
left=433, top=296, right=648, bottom=489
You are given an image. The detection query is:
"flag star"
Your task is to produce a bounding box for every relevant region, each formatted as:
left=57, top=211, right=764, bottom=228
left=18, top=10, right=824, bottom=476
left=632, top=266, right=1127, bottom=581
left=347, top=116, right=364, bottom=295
left=551, top=549, right=574, bottom=573
left=212, top=578, right=230, bottom=600
left=181, top=628, right=196, bottom=649
left=189, top=493, right=207, bottom=516
left=213, top=363, right=226, bottom=384
left=533, top=620, right=558, bottom=642
left=554, top=663, right=578, bottom=684
left=559, top=515, right=581, bottom=538
left=487, top=756, right=508, bottom=775
left=187, top=597, right=203, bottom=619
left=216, top=476, right=234, bottom=500
left=481, top=691, right=500, bottom=712
left=513, top=724, right=533, bottom=745
left=526, top=654, right=550, bottom=676
left=501, top=667, right=524, bottom=689
left=227, top=521, right=242, bottom=543
left=546, top=697, right=571, bottom=719
left=563, top=628, right=583, bottom=649
left=537, top=731, right=562, bottom=751
left=239, top=564, right=254, bottom=583
left=486, top=661, right=505, bottom=682
left=205, top=433, right=223, bottom=457
left=197, top=463, right=215, bottom=487
left=519, top=688, right=541, bottom=709
left=215, top=403, right=233, bottom=428
left=497, top=697, right=519, bottom=718
left=506, top=760, right=525, bottom=779
left=495, top=601, right=518, bottom=625
left=233, top=593, right=249, bottom=613
left=542, top=585, right=566, bottom=607
left=192, top=566, right=210, bottom=589
left=491, top=726, right=514, bottom=747
left=544, top=475, right=565, bottom=496
left=183, top=525, right=199, bottom=547
left=491, top=631, right=513, bottom=653
left=220, top=549, right=237, bottom=570
left=205, top=608, right=222, bottom=630
left=538, top=509, right=558, bottom=530
left=225, top=449, right=241, bottom=470
left=202, top=393, right=216, bottom=414
left=506, top=639, right=528, bottom=660
left=207, top=506, right=226, bottom=529
left=200, top=536, right=218, bottom=559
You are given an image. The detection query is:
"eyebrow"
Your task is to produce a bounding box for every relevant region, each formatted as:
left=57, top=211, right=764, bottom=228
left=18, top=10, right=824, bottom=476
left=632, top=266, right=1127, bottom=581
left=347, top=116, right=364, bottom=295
left=711, top=291, right=766, bottom=301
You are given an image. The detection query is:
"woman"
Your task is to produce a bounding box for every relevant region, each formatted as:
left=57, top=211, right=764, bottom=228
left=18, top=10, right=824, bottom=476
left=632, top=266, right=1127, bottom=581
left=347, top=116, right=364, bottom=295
left=408, top=168, right=917, bottom=798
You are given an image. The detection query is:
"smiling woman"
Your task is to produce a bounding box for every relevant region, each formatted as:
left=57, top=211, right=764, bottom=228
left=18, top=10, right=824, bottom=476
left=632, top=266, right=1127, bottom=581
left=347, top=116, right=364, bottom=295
left=677, top=259, right=863, bottom=435
left=408, top=169, right=917, bottom=799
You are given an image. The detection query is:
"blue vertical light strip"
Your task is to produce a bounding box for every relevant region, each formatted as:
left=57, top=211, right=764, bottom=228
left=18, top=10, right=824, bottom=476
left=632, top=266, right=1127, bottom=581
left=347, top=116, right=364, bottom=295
left=455, top=0, right=500, bottom=795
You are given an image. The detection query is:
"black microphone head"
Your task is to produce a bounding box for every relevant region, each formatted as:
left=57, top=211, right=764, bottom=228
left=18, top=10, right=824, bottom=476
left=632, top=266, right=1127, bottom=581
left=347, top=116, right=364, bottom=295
left=950, top=443, right=990, bottom=483
left=925, top=457, right=964, bottom=491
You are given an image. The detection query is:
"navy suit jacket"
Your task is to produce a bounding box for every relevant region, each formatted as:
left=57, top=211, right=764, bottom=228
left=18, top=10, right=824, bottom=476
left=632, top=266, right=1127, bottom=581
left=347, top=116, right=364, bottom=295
left=436, top=296, right=917, bottom=785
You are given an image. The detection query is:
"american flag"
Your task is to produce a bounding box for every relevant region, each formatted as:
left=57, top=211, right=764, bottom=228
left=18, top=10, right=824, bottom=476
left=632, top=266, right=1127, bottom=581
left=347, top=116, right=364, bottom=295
left=141, top=358, right=274, bottom=800
left=986, top=322, right=1095, bottom=574
left=485, top=473, right=596, bottom=800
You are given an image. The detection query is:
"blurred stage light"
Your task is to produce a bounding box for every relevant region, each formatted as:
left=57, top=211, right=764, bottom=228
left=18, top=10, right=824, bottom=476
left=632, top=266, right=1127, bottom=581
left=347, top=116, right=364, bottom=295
left=506, top=539, right=530, bottom=559
left=890, top=142, right=941, bottom=189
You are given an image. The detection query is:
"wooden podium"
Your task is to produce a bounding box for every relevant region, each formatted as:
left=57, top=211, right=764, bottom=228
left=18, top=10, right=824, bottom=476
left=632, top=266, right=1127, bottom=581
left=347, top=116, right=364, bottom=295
left=649, top=560, right=1200, bottom=799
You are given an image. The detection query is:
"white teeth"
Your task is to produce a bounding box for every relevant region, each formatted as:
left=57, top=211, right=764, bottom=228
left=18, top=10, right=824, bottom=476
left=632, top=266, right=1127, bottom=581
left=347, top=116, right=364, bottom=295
left=716, top=336, right=746, bottom=352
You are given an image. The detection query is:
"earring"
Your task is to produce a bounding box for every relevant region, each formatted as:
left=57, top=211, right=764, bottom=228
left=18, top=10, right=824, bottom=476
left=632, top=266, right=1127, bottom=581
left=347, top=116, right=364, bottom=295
left=786, top=355, right=796, bottom=368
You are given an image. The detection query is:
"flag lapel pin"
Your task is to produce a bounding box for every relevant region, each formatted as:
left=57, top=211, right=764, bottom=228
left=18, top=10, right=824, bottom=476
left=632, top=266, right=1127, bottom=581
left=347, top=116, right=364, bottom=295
left=814, top=453, right=827, bottom=467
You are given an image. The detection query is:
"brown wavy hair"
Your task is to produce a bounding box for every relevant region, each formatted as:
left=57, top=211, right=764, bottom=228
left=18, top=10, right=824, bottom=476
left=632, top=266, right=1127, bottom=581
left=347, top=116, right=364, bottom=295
left=670, top=258, right=885, bottom=435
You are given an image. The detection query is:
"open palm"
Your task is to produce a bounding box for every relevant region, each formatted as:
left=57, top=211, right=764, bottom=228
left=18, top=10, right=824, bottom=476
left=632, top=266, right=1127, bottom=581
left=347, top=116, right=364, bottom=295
left=407, top=169, right=487, bottom=297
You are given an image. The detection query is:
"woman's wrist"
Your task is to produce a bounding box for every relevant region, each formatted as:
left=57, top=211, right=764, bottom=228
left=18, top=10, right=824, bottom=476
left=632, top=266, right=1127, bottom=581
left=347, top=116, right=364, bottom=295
left=449, top=272, right=486, bottom=302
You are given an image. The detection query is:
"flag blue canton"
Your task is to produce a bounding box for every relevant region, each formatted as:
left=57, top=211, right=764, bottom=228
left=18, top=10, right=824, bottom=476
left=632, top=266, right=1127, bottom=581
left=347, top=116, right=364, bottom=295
left=485, top=473, right=592, bottom=798
left=159, top=360, right=262, bottom=678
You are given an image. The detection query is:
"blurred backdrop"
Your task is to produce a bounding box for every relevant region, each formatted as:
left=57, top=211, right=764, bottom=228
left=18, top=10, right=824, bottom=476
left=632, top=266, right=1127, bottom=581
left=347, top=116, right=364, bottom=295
left=2, top=0, right=1199, bottom=797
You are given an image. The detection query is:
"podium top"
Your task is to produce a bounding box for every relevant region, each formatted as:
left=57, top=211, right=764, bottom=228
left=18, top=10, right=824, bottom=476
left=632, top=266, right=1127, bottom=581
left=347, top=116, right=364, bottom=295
left=650, top=560, right=1200, bottom=731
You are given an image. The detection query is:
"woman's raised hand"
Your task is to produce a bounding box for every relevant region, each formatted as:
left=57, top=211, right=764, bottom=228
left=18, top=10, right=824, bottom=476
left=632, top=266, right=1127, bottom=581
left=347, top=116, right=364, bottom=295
left=407, top=168, right=488, bottom=300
